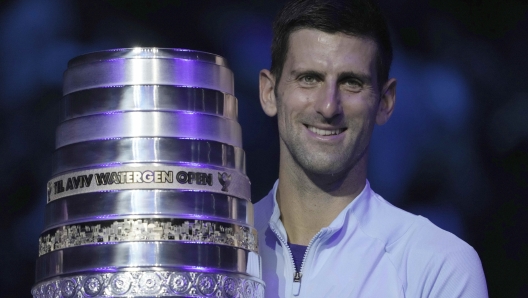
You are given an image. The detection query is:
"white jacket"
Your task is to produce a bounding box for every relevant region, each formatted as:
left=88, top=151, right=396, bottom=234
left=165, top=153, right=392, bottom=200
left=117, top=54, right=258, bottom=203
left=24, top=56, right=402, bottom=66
left=254, top=180, right=488, bottom=297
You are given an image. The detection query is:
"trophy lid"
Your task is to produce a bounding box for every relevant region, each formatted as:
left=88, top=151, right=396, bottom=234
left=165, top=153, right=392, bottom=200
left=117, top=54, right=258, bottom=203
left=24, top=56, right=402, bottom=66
left=67, top=47, right=229, bottom=68
left=63, top=47, right=234, bottom=95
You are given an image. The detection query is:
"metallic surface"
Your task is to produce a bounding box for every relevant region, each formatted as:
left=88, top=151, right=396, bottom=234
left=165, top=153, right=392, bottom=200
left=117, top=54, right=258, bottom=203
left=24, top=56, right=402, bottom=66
left=33, top=48, right=262, bottom=297
left=35, top=242, right=261, bottom=281
left=47, top=164, right=251, bottom=202
left=52, top=138, right=246, bottom=175
left=61, top=86, right=237, bottom=121
left=39, top=217, right=258, bottom=255
left=55, top=111, right=242, bottom=148
left=44, top=190, right=253, bottom=230
left=63, top=57, right=234, bottom=95
left=67, top=48, right=229, bottom=68
left=31, top=270, right=265, bottom=297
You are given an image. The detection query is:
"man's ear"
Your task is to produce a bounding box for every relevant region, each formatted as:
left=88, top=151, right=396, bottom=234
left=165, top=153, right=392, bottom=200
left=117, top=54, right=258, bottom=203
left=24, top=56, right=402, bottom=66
left=259, top=69, right=278, bottom=117
left=376, top=78, right=397, bottom=125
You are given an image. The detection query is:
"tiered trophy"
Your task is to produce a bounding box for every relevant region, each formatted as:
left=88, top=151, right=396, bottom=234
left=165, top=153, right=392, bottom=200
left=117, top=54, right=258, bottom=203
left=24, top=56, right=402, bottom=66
left=31, top=48, right=264, bottom=297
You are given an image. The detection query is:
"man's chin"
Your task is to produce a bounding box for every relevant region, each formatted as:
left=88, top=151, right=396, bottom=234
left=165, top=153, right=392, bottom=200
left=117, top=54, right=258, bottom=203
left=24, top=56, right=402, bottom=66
left=285, top=144, right=356, bottom=177
left=298, top=158, right=351, bottom=178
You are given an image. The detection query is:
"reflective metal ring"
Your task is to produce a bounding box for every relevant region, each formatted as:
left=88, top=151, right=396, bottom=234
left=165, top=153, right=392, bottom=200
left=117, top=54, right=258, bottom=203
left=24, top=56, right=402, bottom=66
left=47, top=163, right=251, bottom=203
left=35, top=242, right=262, bottom=281
left=61, top=86, right=238, bottom=121
left=52, top=138, right=246, bottom=176
left=63, top=57, right=234, bottom=95
left=39, top=217, right=258, bottom=256
left=55, top=111, right=242, bottom=148
left=44, top=190, right=253, bottom=230
left=31, top=270, right=265, bottom=298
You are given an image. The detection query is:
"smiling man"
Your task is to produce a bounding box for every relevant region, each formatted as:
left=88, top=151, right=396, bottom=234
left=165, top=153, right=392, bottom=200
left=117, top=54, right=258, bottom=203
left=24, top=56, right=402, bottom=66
left=255, top=0, right=488, bottom=297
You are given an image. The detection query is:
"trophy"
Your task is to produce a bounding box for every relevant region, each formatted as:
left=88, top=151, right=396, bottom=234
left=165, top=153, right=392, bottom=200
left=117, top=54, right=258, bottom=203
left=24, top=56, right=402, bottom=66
left=31, top=48, right=264, bottom=297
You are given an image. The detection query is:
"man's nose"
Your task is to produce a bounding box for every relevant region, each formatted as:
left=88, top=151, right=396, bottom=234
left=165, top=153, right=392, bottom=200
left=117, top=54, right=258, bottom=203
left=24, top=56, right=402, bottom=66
left=314, top=84, right=342, bottom=119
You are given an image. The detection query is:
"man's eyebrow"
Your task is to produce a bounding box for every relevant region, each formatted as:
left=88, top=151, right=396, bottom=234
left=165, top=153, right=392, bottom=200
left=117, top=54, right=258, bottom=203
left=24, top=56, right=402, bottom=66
left=337, top=71, right=372, bottom=83
left=289, top=69, right=326, bottom=78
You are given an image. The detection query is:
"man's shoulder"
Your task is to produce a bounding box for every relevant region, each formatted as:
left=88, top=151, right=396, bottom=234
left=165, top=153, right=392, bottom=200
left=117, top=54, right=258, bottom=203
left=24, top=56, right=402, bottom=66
left=354, top=189, right=473, bottom=255
left=391, top=215, right=474, bottom=255
left=389, top=215, right=487, bottom=296
left=384, top=212, right=481, bottom=278
left=369, top=194, right=475, bottom=257
left=362, top=192, right=487, bottom=296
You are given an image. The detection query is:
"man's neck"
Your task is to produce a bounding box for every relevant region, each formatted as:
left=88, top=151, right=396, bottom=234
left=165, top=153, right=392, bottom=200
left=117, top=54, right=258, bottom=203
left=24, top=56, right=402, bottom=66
left=276, top=156, right=367, bottom=246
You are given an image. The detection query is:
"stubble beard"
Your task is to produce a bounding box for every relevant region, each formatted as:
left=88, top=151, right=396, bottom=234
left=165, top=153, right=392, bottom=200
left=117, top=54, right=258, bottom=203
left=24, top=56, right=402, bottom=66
left=278, top=109, right=370, bottom=183
left=281, top=129, right=368, bottom=180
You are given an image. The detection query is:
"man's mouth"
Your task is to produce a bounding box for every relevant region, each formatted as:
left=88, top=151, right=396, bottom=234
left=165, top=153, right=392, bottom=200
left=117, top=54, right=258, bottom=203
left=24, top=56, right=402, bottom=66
left=306, top=125, right=346, bottom=136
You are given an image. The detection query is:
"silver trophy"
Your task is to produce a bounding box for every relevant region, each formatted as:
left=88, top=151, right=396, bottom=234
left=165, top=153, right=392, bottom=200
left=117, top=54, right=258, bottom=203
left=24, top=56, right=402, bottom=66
left=31, top=48, right=264, bottom=297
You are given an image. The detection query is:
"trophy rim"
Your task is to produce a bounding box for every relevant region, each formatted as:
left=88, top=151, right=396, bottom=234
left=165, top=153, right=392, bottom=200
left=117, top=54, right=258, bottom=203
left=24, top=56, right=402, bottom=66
left=67, top=47, right=229, bottom=68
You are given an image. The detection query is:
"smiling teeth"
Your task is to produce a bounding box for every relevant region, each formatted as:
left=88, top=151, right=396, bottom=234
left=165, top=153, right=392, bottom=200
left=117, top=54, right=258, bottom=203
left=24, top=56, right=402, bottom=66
left=308, top=126, right=344, bottom=136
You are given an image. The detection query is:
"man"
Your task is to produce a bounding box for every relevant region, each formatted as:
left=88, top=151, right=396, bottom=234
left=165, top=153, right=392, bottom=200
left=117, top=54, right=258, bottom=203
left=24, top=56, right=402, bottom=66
left=255, top=0, right=488, bottom=297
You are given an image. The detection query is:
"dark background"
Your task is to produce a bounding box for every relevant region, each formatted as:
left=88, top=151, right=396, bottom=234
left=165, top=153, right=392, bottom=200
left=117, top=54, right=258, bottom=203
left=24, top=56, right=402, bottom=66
left=0, top=0, right=527, bottom=296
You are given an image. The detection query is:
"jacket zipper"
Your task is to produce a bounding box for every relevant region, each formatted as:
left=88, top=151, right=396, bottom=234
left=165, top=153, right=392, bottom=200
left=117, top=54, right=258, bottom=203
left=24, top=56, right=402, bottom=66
left=271, top=225, right=324, bottom=296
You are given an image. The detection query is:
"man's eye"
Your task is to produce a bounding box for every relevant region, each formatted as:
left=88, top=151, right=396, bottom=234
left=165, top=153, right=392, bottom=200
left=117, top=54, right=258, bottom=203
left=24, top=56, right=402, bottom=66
left=343, top=80, right=363, bottom=91
left=300, top=76, right=317, bottom=84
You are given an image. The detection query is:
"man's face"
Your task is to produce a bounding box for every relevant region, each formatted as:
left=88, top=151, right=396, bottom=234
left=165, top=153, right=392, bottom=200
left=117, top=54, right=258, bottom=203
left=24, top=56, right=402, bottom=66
left=261, top=29, right=395, bottom=176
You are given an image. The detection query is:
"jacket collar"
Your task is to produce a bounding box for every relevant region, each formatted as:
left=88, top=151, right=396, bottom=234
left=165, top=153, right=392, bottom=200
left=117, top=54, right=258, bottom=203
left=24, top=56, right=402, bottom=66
left=262, top=179, right=415, bottom=247
left=267, top=179, right=372, bottom=241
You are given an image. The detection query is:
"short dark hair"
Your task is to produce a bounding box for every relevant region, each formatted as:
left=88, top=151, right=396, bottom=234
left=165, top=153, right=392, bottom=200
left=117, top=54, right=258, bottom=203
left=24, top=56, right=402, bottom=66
left=270, top=0, right=393, bottom=86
